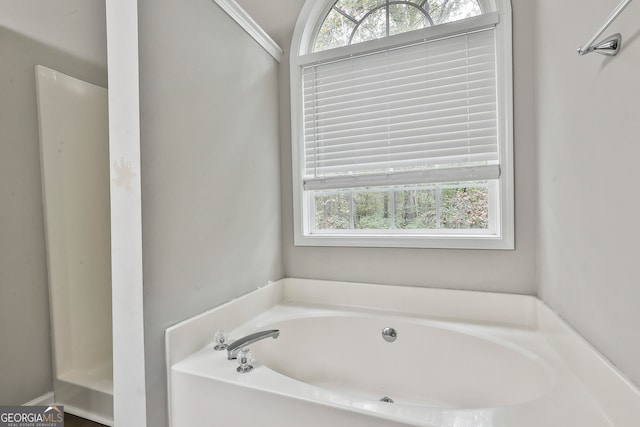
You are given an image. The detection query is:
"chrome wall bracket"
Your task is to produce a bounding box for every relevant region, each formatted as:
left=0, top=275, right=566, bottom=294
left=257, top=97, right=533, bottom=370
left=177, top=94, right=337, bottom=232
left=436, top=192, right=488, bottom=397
left=579, top=33, right=622, bottom=56
left=577, top=0, right=633, bottom=56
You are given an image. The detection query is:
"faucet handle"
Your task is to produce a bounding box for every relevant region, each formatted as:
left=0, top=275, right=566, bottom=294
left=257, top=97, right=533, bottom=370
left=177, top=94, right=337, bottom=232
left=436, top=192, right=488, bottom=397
left=236, top=348, right=254, bottom=373
left=213, top=330, right=228, bottom=351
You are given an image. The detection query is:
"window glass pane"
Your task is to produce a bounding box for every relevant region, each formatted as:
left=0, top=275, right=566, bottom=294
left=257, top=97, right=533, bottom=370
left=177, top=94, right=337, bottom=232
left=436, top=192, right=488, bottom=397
left=315, top=192, right=352, bottom=229
left=427, top=0, right=482, bottom=25
left=440, top=185, right=489, bottom=229
left=389, top=4, right=429, bottom=36
left=313, top=182, right=490, bottom=232
left=315, top=0, right=483, bottom=51
left=351, top=7, right=388, bottom=44
left=353, top=191, right=391, bottom=229
left=335, top=0, right=386, bottom=21
left=315, top=8, right=357, bottom=52
left=394, top=188, right=437, bottom=229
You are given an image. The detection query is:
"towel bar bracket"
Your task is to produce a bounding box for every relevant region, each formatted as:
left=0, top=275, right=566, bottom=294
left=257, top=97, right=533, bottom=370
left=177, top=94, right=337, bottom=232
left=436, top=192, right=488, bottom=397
left=578, top=0, right=633, bottom=56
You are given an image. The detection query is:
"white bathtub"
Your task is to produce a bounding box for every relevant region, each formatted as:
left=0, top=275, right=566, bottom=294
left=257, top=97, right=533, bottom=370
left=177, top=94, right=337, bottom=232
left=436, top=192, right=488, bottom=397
left=166, top=279, right=640, bottom=427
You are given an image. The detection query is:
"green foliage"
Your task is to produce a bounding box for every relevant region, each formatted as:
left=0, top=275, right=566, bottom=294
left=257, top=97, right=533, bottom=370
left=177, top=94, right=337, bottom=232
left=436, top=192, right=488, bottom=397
left=354, top=192, right=390, bottom=229
left=314, top=184, right=489, bottom=231
left=440, top=187, right=488, bottom=229
left=315, top=193, right=351, bottom=229
left=394, top=189, right=437, bottom=229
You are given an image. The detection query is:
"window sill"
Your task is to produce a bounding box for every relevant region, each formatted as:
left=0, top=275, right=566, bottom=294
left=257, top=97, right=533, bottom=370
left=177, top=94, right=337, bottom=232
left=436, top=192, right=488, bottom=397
left=294, top=233, right=515, bottom=250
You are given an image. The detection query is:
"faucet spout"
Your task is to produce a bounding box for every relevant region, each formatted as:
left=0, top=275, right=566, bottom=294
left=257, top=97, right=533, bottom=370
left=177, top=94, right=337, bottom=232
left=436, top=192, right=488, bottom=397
left=227, top=329, right=280, bottom=360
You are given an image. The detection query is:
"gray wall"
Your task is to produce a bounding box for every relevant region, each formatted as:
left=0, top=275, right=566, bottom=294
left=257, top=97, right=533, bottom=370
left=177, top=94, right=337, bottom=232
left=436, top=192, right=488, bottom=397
left=239, top=0, right=537, bottom=295
left=137, top=0, right=284, bottom=426
left=0, top=3, right=107, bottom=405
left=536, top=0, right=640, bottom=386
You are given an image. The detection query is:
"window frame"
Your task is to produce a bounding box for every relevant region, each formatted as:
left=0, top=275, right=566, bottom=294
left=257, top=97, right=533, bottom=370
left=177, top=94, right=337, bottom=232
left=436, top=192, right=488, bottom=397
left=290, top=0, right=514, bottom=250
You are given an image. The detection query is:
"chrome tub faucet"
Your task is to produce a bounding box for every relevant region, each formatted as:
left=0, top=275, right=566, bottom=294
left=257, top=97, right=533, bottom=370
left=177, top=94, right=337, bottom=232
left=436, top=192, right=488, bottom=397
left=227, top=329, right=280, bottom=360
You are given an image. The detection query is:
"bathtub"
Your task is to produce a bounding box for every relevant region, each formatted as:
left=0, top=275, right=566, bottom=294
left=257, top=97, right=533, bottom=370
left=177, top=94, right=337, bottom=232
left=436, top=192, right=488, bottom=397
left=166, top=279, right=640, bottom=426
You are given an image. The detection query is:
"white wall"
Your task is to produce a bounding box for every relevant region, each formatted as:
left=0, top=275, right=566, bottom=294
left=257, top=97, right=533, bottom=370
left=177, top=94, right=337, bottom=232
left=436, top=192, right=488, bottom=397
left=536, top=0, right=640, bottom=387
left=136, top=0, right=284, bottom=426
left=0, top=1, right=107, bottom=405
left=0, top=0, right=106, bottom=68
left=239, top=0, right=537, bottom=295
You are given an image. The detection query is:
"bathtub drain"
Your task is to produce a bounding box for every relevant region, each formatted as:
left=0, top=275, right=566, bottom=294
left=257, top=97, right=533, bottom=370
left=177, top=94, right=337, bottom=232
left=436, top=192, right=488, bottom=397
left=380, top=396, right=394, bottom=403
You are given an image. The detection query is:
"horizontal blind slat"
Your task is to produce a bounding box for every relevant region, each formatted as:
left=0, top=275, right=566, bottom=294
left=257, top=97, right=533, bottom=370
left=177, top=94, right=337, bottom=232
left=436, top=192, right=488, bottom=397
left=304, top=76, right=496, bottom=113
left=306, top=128, right=499, bottom=171
left=305, top=134, right=496, bottom=155
left=307, top=121, right=497, bottom=148
left=303, top=30, right=496, bottom=81
left=304, top=60, right=495, bottom=98
left=306, top=109, right=496, bottom=138
left=310, top=144, right=498, bottom=166
left=310, top=155, right=499, bottom=176
left=305, top=87, right=497, bottom=121
left=305, top=101, right=495, bottom=131
left=305, top=93, right=496, bottom=125
left=303, top=50, right=496, bottom=91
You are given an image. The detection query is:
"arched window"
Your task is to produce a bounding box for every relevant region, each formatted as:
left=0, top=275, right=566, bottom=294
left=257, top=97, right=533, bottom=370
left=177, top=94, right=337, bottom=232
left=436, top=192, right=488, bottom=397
left=315, top=0, right=483, bottom=51
left=290, top=0, right=513, bottom=249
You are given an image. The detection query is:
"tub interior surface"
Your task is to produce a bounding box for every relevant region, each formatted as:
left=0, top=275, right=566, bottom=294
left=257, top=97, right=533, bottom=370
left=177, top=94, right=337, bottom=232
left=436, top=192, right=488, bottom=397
left=249, top=306, right=557, bottom=409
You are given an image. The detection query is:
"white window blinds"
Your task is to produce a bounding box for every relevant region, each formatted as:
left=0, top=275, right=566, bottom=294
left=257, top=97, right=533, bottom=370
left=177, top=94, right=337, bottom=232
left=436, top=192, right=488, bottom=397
left=302, top=27, right=500, bottom=191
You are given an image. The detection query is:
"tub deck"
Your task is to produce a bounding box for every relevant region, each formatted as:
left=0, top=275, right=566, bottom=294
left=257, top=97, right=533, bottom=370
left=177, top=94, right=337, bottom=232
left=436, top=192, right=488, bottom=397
left=166, top=279, right=640, bottom=427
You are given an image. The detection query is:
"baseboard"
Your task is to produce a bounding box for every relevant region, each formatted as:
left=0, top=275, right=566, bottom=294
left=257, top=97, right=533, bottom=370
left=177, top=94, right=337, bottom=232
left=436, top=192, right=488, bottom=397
left=23, top=391, right=55, bottom=406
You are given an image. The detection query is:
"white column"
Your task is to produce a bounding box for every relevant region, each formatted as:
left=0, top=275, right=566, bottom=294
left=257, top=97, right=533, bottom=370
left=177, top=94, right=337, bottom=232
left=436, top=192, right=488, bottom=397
left=105, top=1, right=147, bottom=426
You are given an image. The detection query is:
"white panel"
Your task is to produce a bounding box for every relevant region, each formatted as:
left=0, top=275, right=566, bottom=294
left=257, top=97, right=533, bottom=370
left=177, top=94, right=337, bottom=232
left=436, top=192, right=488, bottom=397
left=36, top=65, right=113, bottom=424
